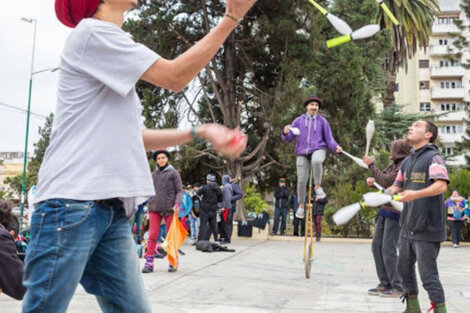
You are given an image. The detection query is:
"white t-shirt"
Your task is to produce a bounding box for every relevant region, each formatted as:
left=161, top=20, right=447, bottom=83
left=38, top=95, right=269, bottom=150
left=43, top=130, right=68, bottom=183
left=34, top=19, right=160, bottom=216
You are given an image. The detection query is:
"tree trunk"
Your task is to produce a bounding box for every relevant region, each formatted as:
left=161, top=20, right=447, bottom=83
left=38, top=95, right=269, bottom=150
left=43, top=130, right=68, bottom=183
left=382, top=67, right=398, bottom=108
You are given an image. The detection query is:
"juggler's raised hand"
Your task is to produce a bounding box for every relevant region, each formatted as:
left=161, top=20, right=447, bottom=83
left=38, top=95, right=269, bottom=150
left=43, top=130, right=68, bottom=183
left=226, top=0, right=258, bottom=20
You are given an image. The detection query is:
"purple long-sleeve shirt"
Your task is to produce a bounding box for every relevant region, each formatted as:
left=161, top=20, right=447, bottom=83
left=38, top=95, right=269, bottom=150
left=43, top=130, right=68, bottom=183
left=281, top=114, right=339, bottom=155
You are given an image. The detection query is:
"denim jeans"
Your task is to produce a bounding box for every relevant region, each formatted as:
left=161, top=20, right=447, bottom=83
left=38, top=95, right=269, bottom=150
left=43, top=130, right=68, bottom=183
left=22, top=199, right=151, bottom=313
left=448, top=220, right=464, bottom=245
left=272, top=207, right=287, bottom=234
left=188, top=214, right=200, bottom=240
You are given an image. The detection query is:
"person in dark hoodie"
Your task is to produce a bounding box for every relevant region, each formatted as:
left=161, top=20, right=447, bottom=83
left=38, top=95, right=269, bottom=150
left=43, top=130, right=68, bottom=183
left=363, top=139, right=412, bottom=298
left=388, top=120, right=449, bottom=313
left=272, top=178, right=290, bottom=236
left=218, top=175, right=234, bottom=243
left=196, top=174, right=223, bottom=241
left=142, top=149, right=183, bottom=273
left=0, top=200, right=27, bottom=300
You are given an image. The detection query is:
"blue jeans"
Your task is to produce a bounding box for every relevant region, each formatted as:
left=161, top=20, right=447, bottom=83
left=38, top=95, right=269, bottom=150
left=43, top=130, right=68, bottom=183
left=272, top=207, right=287, bottom=234
left=188, top=214, right=200, bottom=240
left=22, top=199, right=151, bottom=313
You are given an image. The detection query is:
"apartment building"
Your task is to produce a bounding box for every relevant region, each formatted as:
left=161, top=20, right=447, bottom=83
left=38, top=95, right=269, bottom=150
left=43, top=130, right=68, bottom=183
left=394, top=0, right=468, bottom=166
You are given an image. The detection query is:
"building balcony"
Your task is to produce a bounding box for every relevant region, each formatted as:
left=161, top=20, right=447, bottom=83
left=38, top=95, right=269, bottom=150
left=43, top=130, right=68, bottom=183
left=430, top=66, right=465, bottom=78
left=431, top=88, right=466, bottom=99
left=436, top=110, right=467, bottom=122
left=429, top=45, right=458, bottom=56
left=432, top=23, right=461, bottom=35
left=438, top=0, right=461, bottom=13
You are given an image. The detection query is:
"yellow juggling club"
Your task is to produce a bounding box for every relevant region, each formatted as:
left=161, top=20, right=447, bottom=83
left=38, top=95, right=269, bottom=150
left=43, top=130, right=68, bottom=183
left=377, top=0, right=400, bottom=26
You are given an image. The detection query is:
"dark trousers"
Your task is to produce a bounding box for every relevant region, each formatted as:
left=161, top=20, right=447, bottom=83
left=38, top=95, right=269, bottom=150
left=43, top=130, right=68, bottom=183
left=313, top=214, right=322, bottom=238
left=219, top=209, right=234, bottom=241
left=371, top=215, right=401, bottom=290
left=293, top=216, right=305, bottom=236
left=449, top=220, right=464, bottom=245
left=397, top=236, right=445, bottom=304
left=272, top=207, right=287, bottom=234
left=199, top=210, right=218, bottom=241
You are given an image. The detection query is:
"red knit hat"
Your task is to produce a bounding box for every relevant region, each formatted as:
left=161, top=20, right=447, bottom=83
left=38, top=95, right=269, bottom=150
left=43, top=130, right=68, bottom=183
left=55, top=0, right=101, bottom=28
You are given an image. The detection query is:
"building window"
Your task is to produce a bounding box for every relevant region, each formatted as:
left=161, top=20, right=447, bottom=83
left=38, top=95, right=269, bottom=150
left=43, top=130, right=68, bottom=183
left=420, top=102, right=431, bottom=111
left=419, top=60, right=429, bottom=68
left=445, top=147, right=453, bottom=155
left=439, top=39, right=448, bottom=45
left=440, top=81, right=461, bottom=89
left=419, top=81, right=430, bottom=90
left=394, top=83, right=399, bottom=92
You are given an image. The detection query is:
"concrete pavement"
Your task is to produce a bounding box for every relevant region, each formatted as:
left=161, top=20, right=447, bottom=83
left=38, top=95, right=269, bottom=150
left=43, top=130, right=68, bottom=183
left=2, top=237, right=470, bottom=312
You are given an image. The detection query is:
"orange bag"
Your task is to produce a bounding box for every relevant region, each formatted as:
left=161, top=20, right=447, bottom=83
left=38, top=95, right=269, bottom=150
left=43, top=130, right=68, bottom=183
left=162, top=212, right=188, bottom=269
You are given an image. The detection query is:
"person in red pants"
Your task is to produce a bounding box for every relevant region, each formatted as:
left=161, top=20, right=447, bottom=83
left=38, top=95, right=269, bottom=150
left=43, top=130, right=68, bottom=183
left=143, top=149, right=183, bottom=273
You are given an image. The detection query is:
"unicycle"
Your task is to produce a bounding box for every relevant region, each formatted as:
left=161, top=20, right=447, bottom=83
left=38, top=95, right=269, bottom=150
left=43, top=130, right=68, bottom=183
left=303, top=167, right=314, bottom=278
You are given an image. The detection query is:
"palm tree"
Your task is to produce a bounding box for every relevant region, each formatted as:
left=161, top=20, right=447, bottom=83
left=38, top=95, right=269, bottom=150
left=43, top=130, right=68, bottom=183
left=378, top=0, right=440, bottom=107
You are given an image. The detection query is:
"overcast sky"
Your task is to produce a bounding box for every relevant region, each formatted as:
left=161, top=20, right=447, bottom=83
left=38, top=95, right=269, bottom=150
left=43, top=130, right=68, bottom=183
left=0, top=1, right=71, bottom=153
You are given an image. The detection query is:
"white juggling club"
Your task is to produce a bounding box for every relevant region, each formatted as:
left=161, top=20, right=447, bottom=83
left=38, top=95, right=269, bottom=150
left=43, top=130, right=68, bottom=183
left=362, top=192, right=402, bottom=209
left=372, top=182, right=403, bottom=212
left=307, top=0, right=353, bottom=35
left=289, top=127, right=300, bottom=136
left=341, top=150, right=369, bottom=169
left=333, top=202, right=366, bottom=226
left=326, top=24, right=381, bottom=48
left=365, top=120, right=375, bottom=156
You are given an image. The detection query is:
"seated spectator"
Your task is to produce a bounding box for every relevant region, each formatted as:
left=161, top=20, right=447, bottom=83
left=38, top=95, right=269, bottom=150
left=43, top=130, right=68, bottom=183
left=0, top=200, right=27, bottom=300
left=445, top=190, right=467, bottom=248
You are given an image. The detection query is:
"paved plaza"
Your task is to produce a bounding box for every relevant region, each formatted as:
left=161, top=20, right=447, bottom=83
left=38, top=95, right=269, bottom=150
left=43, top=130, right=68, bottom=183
left=2, top=237, right=470, bottom=313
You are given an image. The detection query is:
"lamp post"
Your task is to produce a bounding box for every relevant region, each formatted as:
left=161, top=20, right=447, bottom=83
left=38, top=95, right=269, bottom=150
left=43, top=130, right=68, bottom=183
left=18, top=18, right=59, bottom=229
left=19, top=17, right=37, bottom=229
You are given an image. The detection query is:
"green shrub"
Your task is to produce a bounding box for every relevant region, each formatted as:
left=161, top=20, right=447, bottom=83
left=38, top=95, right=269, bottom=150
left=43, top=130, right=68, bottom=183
left=244, top=184, right=269, bottom=214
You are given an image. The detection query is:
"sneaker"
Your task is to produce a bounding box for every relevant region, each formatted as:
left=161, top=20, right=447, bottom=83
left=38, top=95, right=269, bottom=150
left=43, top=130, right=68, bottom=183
left=315, top=187, right=326, bottom=199
left=379, top=288, right=402, bottom=298
left=295, top=207, right=305, bottom=219
left=168, top=265, right=177, bottom=273
left=142, top=266, right=153, bottom=273
left=315, top=236, right=321, bottom=242
left=453, top=244, right=458, bottom=248
left=367, top=284, right=388, bottom=296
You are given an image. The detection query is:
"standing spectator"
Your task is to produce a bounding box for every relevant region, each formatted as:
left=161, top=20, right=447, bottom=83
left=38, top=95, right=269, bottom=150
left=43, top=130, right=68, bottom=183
left=388, top=120, right=449, bottom=313
left=22, top=0, right=250, bottom=310
left=226, top=175, right=243, bottom=242
left=196, top=174, right=223, bottom=241
left=363, top=139, right=411, bottom=298
left=465, top=197, right=470, bottom=223
left=445, top=190, right=467, bottom=248
left=143, top=149, right=183, bottom=273
left=187, top=183, right=201, bottom=244
left=219, top=175, right=234, bottom=243
left=130, top=199, right=147, bottom=240
left=272, top=178, right=290, bottom=236
left=313, top=193, right=328, bottom=242
left=0, top=200, right=26, bottom=300
left=291, top=190, right=304, bottom=236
